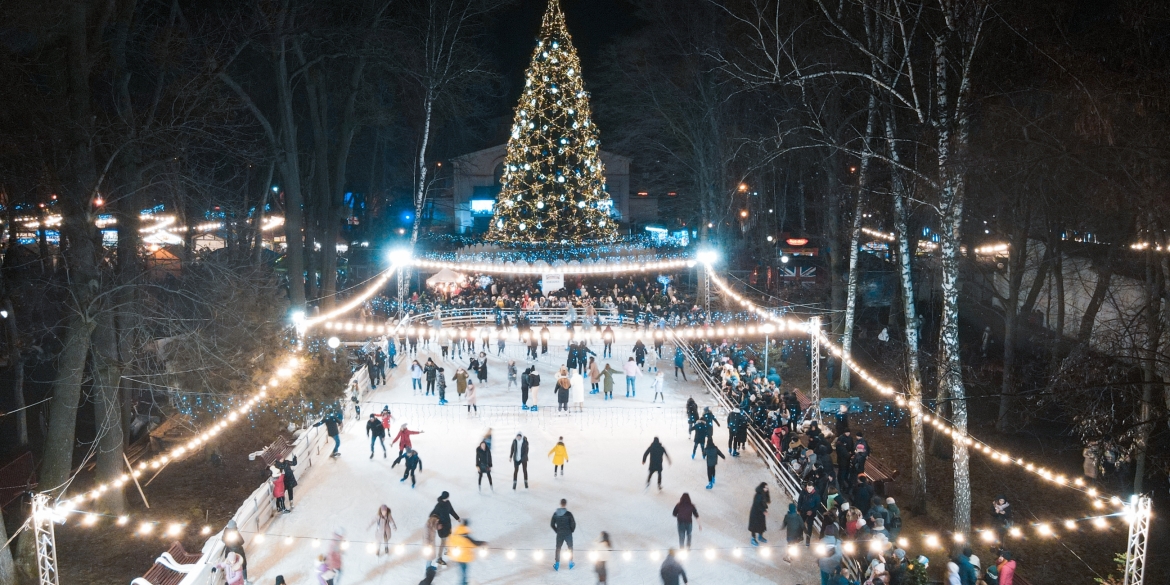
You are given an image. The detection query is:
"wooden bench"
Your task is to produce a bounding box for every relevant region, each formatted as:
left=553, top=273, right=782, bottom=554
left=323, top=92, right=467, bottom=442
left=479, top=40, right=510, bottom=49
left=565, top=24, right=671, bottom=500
left=259, top=435, right=295, bottom=467
left=83, top=434, right=150, bottom=472
left=137, top=542, right=203, bottom=585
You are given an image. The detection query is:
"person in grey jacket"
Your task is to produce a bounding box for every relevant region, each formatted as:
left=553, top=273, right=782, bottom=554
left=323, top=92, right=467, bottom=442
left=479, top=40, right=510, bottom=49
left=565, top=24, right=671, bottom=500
left=660, top=549, right=688, bottom=585
left=818, top=539, right=843, bottom=585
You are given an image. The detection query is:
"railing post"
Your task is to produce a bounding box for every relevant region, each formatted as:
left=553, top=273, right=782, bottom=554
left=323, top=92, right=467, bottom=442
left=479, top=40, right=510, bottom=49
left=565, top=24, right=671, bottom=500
left=809, top=316, right=821, bottom=424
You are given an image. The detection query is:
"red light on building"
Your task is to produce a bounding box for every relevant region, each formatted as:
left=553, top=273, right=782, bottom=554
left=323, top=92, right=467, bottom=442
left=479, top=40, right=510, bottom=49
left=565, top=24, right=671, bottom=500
left=667, top=192, right=677, bottom=197
left=637, top=191, right=649, bottom=197
left=785, top=238, right=809, bottom=246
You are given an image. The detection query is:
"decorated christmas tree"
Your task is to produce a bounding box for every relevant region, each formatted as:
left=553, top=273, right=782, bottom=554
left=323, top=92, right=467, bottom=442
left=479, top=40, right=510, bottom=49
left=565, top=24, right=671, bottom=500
left=484, top=0, right=617, bottom=243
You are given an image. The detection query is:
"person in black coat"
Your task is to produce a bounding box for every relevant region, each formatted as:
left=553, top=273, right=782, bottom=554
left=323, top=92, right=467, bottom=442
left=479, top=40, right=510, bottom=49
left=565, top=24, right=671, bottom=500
left=521, top=366, right=532, bottom=408
left=748, top=482, right=771, bottom=545
left=313, top=414, right=342, bottom=457
left=476, top=440, right=493, bottom=491
left=275, top=456, right=298, bottom=509
left=430, top=491, right=460, bottom=565
left=642, top=437, right=672, bottom=489
left=510, top=432, right=530, bottom=489
left=685, top=397, right=699, bottom=435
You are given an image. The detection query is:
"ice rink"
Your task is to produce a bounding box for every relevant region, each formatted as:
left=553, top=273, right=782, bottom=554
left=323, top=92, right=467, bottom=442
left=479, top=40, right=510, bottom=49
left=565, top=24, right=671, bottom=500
left=243, top=339, right=817, bottom=584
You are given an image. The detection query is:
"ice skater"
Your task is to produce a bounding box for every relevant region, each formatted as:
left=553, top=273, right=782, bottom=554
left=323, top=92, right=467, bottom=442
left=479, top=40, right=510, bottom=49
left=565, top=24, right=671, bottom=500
left=551, top=498, right=577, bottom=571
left=623, top=357, right=639, bottom=397
left=588, top=357, right=601, bottom=394
left=511, top=432, right=530, bottom=489
left=436, top=367, right=448, bottom=405
left=651, top=371, right=666, bottom=403
left=702, top=438, right=726, bottom=489
left=520, top=365, right=533, bottom=408
left=475, top=440, right=493, bottom=490
left=391, top=448, right=423, bottom=487
left=314, top=413, right=343, bottom=458
left=369, top=505, right=398, bottom=556
left=570, top=369, right=586, bottom=412
left=601, top=363, right=617, bottom=400
left=447, top=519, right=485, bottom=585
left=465, top=381, right=478, bottom=414
left=691, top=418, right=710, bottom=459
left=748, top=483, right=771, bottom=547
left=555, top=373, right=572, bottom=412
left=276, top=455, right=298, bottom=510
left=269, top=465, right=287, bottom=513
left=508, top=360, right=518, bottom=389
left=528, top=367, right=542, bottom=411
left=672, top=493, right=700, bottom=549
left=685, top=397, right=698, bottom=435
left=595, top=532, right=612, bottom=584
left=642, top=437, right=672, bottom=489
left=430, top=492, right=460, bottom=566
left=548, top=436, right=569, bottom=477
left=674, top=348, right=688, bottom=380
left=366, top=414, right=387, bottom=459
left=410, top=360, right=424, bottom=393
left=392, top=424, right=424, bottom=455
left=326, top=527, right=345, bottom=585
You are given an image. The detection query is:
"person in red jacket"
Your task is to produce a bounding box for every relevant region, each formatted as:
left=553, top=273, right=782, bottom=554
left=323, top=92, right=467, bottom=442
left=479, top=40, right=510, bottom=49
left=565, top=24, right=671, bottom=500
left=392, top=424, right=424, bottom=454
left=269, top=466, right=287, bottom=513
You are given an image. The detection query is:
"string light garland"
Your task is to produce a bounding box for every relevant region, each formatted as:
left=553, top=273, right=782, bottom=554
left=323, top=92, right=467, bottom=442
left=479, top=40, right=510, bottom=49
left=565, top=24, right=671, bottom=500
left=484, top=0, right=617, bottom=243
left=51, top=353, right=313, bottom=511
left=702, top=265, right=1128, bottom=509
left=296, top=266, right=398, bottom=333
left=321, top=319, right=805, bottom=340
left=862, top=227, right=895, bottom=242
left=410, top=257, right=693, bottom=275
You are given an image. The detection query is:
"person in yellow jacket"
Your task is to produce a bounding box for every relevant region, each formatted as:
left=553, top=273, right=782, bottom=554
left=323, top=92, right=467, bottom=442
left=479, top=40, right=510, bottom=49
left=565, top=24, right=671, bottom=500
left=445, top=519, right=485, bottom=585
left=549, top=437, right=569, bottom=477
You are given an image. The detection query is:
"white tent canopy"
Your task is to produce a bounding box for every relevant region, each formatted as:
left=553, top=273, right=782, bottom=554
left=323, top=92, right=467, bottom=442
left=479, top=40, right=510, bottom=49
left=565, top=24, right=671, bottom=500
left=425, top=267, right=466, bottom=287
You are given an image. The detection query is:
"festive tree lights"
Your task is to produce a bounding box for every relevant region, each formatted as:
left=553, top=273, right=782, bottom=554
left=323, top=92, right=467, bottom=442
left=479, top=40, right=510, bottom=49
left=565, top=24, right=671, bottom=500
left=484, top=0, right=617, bottom=243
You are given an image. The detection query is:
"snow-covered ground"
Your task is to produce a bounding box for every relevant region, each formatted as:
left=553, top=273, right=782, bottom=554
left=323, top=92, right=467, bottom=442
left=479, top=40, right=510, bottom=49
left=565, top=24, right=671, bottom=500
left=243, top=340, right=817, bottom=584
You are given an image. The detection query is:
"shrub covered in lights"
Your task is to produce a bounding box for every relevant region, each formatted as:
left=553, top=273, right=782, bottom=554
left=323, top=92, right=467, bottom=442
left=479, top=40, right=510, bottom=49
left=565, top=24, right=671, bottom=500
left=484, top=0, right=616, bottom=244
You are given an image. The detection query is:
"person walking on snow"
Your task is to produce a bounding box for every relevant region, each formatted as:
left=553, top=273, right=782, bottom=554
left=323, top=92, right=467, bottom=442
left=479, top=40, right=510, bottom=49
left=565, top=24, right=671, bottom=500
left=391, top=448, right=423, bottom=487
left=651, top=371, right=666, bottom=403
left=475, top=440, right=493, bottom=490
left=549, top=437, right=569, bottom=477
left=368, top=505, right=397, bottom=555
left=748, top=482, right=771, bottom=546
left=551, top=498, right=577, bottom=571
left=702, top=439, right=725, bottom=489
left=511, top=432, right=530, bottom=489
left=392, top=424, right=423, bottom=455
left=366, top=414, right=387, bottom=459
left=430, top=492, right=460, bottom=566
left=643, top=437, right=672, bottom=489
left=623, top=357, right=639, bottom=397
left=314, top=414, right=342, bottom=457
left=672, top=493, right=700, bottom=549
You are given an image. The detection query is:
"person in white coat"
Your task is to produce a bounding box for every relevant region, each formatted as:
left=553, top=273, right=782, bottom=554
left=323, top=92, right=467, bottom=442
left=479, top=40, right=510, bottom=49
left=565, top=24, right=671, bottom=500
left=651, top=372, right=666, bottom=403
left=570, top=370, right=586, bottom=412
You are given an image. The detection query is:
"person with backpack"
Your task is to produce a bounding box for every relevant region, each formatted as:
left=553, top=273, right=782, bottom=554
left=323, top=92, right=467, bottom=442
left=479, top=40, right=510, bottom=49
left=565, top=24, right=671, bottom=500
left=550, top=498, right=577, bottom=571
left=885, top=497, right=903, bottom=540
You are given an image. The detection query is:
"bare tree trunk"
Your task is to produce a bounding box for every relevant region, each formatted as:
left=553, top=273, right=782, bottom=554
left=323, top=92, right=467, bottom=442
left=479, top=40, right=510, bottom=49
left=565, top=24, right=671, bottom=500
left=841, top=92, right=879, bottom=392
left=997, top=221, right=1028, bottom=432
left=91, top=310, right=126, bottom=514
left=0, top=505, right=14, bottom=585
left=2, top=298, right=26, bottom=447
left=1133, top=248, right=1163, bottom=493
left=411, top=93, right=435, bottom=246
left=885, top=107, right=928, bottom=512
left=254, top=162, right=274, bottom=264
left=1077, top=245, right=1116, bottom=344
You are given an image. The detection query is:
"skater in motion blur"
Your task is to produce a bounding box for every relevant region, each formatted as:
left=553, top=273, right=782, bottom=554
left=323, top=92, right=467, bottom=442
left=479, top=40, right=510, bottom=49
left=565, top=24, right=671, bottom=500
left=642, top=437, right=672, bottom=489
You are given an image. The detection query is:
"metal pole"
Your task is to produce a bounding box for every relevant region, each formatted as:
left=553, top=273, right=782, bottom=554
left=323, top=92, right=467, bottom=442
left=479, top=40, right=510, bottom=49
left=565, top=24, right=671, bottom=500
left=809, top=317, right=821, bottom=422
left=763, top=334, right=769, bottom=379
left=703, top=267, right=711, bottom=314
left=31, top=494, right=59, bottom=585
left=397, top=267, right=407, bottom=317
left=1123, top=495, right=1152, bottom=585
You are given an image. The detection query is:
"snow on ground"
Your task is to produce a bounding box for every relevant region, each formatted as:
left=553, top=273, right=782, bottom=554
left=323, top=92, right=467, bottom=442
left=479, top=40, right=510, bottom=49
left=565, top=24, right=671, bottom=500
left=244, top=339, right=818, bottom=584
